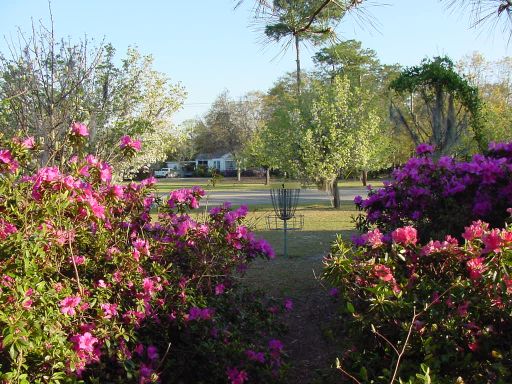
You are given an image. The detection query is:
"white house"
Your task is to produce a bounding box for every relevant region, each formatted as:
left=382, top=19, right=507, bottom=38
left=195, top=152, right=236, bottom=172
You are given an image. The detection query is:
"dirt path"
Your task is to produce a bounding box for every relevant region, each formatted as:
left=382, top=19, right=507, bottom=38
left=243, top=254, right=342, bottom=383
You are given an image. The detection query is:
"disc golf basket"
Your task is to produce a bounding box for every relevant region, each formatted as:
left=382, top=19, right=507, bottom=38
left=266, top=187, right=304, bottom=257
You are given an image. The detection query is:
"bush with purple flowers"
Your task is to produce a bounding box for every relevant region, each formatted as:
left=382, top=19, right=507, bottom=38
left=0, top=128, right=285, bottom=383
left=355, top=142, right=512, bottom=241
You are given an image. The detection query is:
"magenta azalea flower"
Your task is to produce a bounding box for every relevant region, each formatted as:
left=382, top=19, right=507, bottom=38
left=0, top=149, right=19, bottom=173
left=373, top=264, right=395, bottom=282
left=366, top=228, right=384, bottom=248
left=119, top=135, right=142, bottom=151
left=467, top=257, right=486, bottom=280
left=147, top=345, right=159, bottom=361
left=215, top=283, right=225, bottom=295
left=416, top=143, right=435, bottom=155
left=60, top=296, right=82, bottom=316
left=188, top=307, right=215, bottom=321
left=268, top=339, right=283, bottom=351
left=16, top=136, right=35, bottom=149
left=76, top=332, right=98, bottom=353
left=284, top=298, right=293, bottom=311
left=0, top=219, right=17, bottom=240
left=70, top=122, right=89, bottom=137
left=100, top=303, right=118, bottom=319
left=463, top=221, right=488, bottom=241
left=226, top=367, right=249, bottom=384
left=482, top=228, right=502, bottom=253
left=0, top=149, right=14, bottom=164
left=245, top=349, right=265, bottom=363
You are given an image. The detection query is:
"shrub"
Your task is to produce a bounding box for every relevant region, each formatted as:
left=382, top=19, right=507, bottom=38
left=355, top=143, right=512, bottom=241
left=323, top=220, right=512, bottom=383
left=0, top=129, right=283, bottom=383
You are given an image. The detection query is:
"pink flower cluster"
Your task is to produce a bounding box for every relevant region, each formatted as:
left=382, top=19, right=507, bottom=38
left=372, top=264, right=400, bottom=293
left=100, top=303, right=118, bottom=319
left=70, top=122, right=89, bottom=137
left=227, top=367, right=249, bottom=384
left=69, top=331, right=101, bottom=375
left=60, top=296, right=82, bottom=316
left=187, top=307, right=215, bottom=321
left=119, top=135, right=142, bottom=152
left=326, top=214, right=512, bottom=380
left=0, top=149, right=18, bottom=174
left=245, top=349, right=265, bottom=363
left=391, top=226, right=417, bottom=246
left=420, top=235, right=458, bottom=256
left=0, top=219, right=17, bottom=240
left=167, top=187, right=205, bottom=210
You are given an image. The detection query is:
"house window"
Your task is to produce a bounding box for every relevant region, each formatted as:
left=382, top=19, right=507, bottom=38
left=213, top=160, right=221, bottom=170
left=197, top=160, right=208, bottom=167
left=225, top=160, right=235, bottom=170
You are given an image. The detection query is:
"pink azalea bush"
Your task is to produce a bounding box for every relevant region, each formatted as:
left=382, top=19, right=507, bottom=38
left=323, top=219, right=512, bottom=382
left=0, top=130, right=285, bottom=383
left=355, top=142, right=512, bottom=241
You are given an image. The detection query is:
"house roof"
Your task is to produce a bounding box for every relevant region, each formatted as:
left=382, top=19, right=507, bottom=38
left=196, top=152, right=232, bottom=160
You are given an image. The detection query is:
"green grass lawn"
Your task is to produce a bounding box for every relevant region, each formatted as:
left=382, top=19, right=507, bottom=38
left=152, top=177, right=383, bottom=193
left=247, top=202, right=356, bottom=258
left=154, top=178, right=305, bottom=192
left=243, top=202, right=358, bottom=297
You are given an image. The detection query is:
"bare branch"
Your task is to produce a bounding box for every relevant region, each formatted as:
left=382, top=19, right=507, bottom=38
left=370, top=324, right=400, bottom=355
left=336, top=358, right=363, bottom=384
left=389, top=307, right=417, bottom=383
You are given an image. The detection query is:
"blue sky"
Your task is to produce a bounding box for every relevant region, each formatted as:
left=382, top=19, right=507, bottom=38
left=0, top=1, right=509, bottom=124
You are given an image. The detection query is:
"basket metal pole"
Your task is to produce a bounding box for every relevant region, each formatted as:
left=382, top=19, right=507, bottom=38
left=284, top=218, right=288, bottom=258
left=283, top=188, right=287, bottom=257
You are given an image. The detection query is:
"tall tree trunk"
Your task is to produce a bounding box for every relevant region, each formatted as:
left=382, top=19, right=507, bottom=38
left=236, top=159, right=242, bottom=182
left=265, top=167, right=270, bottom=185
left=361, top=170, right=368, bottom=186
left=331, top=178, right=340, bottom=209
left=445, top=94, right=457, bottom=153
left=433, top=85, right=444, bottom=150
left=295, top=33, right=301, bottom=96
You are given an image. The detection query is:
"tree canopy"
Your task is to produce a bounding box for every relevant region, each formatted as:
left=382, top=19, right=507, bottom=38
left=390, top=56, right=484, bottom=155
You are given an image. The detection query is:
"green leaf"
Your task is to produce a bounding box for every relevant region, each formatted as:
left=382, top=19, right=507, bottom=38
left=359, top=366, right=368, bottom=381
left=2, top=333, right=13, bottom=347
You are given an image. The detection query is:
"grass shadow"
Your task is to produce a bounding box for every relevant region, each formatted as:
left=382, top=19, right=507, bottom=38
left=244, top=229, right=357, bottom=297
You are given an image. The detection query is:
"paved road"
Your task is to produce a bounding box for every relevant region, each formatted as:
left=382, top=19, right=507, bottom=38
left=199, top=187, right=368, bottom=207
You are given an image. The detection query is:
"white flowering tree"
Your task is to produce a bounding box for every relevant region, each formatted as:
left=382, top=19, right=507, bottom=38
left=0, top=22, right=185, bottom=176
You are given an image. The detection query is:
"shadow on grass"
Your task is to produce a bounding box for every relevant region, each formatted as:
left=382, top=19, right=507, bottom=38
left=244, top=229, right=357, bottom=297
left=254, top=230, right=350, bottom=259
left=295, top=202, right=356, bottom=211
